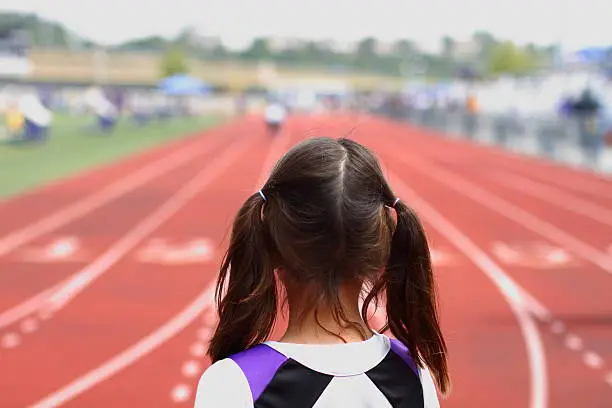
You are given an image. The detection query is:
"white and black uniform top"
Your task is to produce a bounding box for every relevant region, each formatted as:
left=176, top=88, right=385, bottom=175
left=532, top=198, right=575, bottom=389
left=194, top=332, right=440, bottom=408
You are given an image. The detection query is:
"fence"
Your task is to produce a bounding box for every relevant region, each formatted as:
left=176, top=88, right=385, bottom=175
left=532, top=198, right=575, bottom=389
left=378, top=105, right=612, bottom=174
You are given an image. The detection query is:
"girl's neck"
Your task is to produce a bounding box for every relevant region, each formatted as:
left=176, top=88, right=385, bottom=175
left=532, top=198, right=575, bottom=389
left=279, top=280, right=373, bottom=345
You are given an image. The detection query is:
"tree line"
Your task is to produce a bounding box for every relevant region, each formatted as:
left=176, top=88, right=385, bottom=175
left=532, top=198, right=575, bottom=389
left=143, top=28, right=560, bottom=79
left=1, top=12, right=560, bottom=79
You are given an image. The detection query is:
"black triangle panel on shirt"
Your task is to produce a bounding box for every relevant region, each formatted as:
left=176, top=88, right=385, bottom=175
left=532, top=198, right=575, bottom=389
left=254, top=359, right=334, bottom=408
left=365, top=351, right=424, bottom=408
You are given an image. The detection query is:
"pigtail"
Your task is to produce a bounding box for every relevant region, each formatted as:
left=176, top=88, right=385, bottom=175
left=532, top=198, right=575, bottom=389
left=207, top=191, right=277, bottom=363
left=385, top=200, right=450, bottom=395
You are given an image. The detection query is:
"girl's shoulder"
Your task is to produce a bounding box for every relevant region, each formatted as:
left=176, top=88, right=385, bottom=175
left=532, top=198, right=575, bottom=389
left=194, top=343, right=287, bottom=407
left=194, top=358, right=252, bottom=408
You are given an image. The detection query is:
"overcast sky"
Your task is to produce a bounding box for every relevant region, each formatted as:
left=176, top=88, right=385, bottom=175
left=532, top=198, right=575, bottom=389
left=1, top=0, right=608, bottom=52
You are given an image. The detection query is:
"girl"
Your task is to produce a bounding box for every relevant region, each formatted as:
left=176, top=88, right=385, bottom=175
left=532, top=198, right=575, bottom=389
left=195, top=137, right=449, bottom=407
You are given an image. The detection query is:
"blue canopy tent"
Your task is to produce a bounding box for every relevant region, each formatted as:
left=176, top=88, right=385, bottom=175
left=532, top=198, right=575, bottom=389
left=157, top=74, right=211, bottom=119
left=158, top=74, right=212, bottom=96
left=574, top=47, right=609, bottom=64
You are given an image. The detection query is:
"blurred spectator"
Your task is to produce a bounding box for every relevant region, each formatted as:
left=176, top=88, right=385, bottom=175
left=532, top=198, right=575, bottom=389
left=571, top=88, right=601, bottom=117
left=19, top=93, right=52, bottom=142
left=84, top=86, right=119, bottom=133
left=570, top=88, right=602, bottom=165
left=235, top=93, right=247, bottom=116
left=5, top=100, right=24, bottom=140
left=557, top=94, right=575, bottom=118
left=466, top=93, right=479, bottom=114
left=264, top=100, right=287, bottom=136
left=463, top=93, right=479, bottom=138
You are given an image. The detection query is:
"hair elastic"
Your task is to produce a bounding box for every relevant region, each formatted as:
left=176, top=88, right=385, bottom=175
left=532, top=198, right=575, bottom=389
left=392, top=197, right=400, bottom=207
left=258, top=190, right=267, bottom=201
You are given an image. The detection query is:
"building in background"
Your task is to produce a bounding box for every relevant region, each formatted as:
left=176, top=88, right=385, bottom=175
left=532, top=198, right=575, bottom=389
left=0, top=25, right=32, bottom=78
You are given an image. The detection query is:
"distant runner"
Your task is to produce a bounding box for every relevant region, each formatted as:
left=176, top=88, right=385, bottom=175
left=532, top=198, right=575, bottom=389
left=264, top=101, right=287, bottom=137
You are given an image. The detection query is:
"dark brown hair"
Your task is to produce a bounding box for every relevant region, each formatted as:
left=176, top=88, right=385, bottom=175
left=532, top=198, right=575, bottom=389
left=208, top=137, right=449, bottom=394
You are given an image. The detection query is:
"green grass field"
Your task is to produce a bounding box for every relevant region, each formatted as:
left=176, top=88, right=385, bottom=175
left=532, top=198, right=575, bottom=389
left=0, top=114, right=224, bottom=199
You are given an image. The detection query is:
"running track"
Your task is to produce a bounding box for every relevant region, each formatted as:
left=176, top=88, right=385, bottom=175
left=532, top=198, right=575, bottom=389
left=0, top=114, right=610, bottom=407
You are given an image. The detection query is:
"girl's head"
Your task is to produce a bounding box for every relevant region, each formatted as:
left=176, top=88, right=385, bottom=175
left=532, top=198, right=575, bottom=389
left=208, top=137, right=449, bottom=394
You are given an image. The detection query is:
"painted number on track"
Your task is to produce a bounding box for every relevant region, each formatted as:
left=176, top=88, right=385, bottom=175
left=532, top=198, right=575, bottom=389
left=17, top=236, right=83, bottom=262
left=136, top=238, right=214, bottom=265
left=491, top=241, right=577, bottom=268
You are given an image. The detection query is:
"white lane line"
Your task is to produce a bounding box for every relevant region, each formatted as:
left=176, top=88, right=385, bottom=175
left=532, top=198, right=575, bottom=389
left=171, top=384, right=191, bottom=403
left=0, top=284, right=62, bottom=329
left=27, top=283, right=217, bottom=408
left=189, top=342, right=207, bottom=358
left=432, top=132, right=612, bottom=200
left=564, top=335, right=584, bottom=351
left=389, top=172, right=549, bottom=408
left=0, top=133, right=226, bottom=258
left=28, top=121, right=294, bottom=408
left=385, top=144, right=612, bottom=391
left=0, top=139, right=251, bottom=331
left=181, top=361, right=202, bottom=378
left=393, top=153, right=612, bottom=275
left=605, top=372, right=612, bottom=387
left=166, top=121, right=297, bottom=404
left=583, top=352, right=605, bottom=369
left=489, top=172, right=612, bottom=227
left=47, top=139, right=251, bottom=310
left=506, top=165, right=612, bottom=201
left=1, top=332, right=21, bottom=348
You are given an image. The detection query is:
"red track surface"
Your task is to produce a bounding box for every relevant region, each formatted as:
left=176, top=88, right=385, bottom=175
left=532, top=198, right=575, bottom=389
left=0, top=114, right=611, bottom=407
